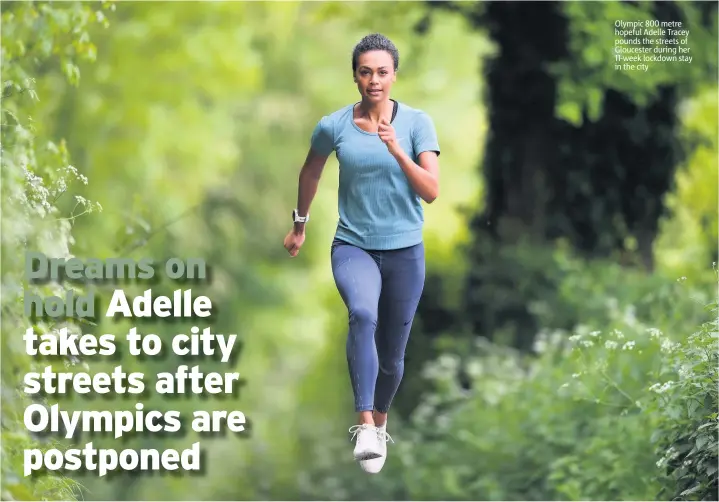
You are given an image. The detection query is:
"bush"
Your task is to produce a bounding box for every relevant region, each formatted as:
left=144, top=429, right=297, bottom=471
left=652, top=303, right=718, bottom=501
left=1, top=3, right=108, bottom=499
left=395, top=277, right=716, bottom=501
left=407, top=240, right=712, bottom=420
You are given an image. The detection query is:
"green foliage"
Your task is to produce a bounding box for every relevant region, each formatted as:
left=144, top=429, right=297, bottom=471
left=436, top=1, right=717, bottom=359
left=1, top=1, right=108, bottom=90
left=651, top=302, right=718, bottom=501
left=1, top=1, right=716, bottom=501
left=448, top=237, right=712, bottom=353
left=655, top=86, right=719, bottom=281
left=28, top=3, right=487, bottom=499
left=554, top=2, right=718, bottom=125
left=1, top=2, right=111, bottom=500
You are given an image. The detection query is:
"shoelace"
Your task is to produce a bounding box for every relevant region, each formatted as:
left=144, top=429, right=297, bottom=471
left=348, top=424, right=395, bottom=443
left=377, top=428, right=394, bottom=444
left=348, top=423, right=373, bottom=441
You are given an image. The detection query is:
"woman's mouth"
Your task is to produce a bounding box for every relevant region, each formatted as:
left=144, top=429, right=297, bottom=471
left=367, top=89, right=382, bottom=96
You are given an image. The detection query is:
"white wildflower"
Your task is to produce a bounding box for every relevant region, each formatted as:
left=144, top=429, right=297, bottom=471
left=678, top=365, right=690, bottom=379
left=649, top=381, right=674, bottom=394
left=660, top=338, right=679, bottom=353
left=647, top=328, right=662, bottom=339
left=465, top=359, right=483, bottom=378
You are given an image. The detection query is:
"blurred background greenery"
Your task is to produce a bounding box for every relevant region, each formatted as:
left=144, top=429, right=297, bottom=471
left=1, top=1, right=717, bottom=500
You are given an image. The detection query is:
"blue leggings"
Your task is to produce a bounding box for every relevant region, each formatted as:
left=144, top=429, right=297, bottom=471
left=330, top=238, right=425, bottom=413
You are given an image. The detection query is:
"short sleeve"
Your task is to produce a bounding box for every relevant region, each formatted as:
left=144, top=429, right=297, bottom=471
left=412, top=111, right=440, bottom=157
left=310, top=115, right=335, bottom=156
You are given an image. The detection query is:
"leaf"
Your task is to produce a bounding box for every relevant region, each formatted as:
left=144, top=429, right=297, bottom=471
left=557, top=100, right=583, bottom=127
left=696, top=435, right=710, bottom=450
left=586, top=87, right=603, bottom=122
left=680, top=485, right=703, bottom=497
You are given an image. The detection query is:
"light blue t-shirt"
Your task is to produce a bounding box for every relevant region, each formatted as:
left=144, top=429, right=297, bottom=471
left=310, top=100, right=440, bottom=251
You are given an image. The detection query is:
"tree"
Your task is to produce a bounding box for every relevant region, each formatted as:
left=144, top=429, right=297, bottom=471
left=414, top=0, right=718, bottom=351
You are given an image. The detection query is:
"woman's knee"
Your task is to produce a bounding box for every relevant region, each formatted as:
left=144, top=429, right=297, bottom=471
left=348, top=305, right=377, bottom=330
left=378, top=355, right=404, bottom=376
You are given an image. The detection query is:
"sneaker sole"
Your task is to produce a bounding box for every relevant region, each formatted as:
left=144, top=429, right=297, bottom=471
left=354, top=450, right=383, bottom=461
left=359, top=460, right=386, bottom=474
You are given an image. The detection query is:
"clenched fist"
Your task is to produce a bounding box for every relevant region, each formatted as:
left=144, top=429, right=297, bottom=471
left=283, top=229, right=305, bottom=257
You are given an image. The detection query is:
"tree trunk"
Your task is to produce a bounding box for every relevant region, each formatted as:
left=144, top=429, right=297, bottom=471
left=416, top=1, right=685, bottom=351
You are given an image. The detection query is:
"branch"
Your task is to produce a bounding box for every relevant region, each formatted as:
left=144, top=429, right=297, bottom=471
left=116, top=204, right=200, bottom=255
left=2, top=86, right=33, bottom=100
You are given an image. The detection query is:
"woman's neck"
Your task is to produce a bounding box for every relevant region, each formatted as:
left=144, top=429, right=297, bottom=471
left=357, top=98, right=393, bottom=124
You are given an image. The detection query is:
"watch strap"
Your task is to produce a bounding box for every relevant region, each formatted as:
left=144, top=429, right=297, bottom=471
left=293, top=209, right=309, bottom=223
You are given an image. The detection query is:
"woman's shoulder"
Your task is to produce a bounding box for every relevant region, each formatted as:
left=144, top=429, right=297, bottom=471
left=396, top=101, right=436, bottom=134
left=397, top=101, right=432, bottom=120
left=312, top=104, right=353, bottom=137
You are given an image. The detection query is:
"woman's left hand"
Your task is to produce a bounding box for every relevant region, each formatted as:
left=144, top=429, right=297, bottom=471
left=378, top=118, right=401, bottom=157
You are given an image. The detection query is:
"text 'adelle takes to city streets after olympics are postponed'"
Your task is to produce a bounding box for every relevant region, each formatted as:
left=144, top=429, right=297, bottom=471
left=21, top=252, right=248, bottom=478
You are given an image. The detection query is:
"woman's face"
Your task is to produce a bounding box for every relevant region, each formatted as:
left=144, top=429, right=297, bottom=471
left=354, top=50, right=396, bottom=102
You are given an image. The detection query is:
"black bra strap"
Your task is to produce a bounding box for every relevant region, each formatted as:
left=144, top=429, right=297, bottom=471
left=391, top=99, right=398, bottom=123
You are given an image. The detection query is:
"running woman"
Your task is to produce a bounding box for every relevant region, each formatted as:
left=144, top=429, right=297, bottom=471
left=283, top=33, right=441, bottom=474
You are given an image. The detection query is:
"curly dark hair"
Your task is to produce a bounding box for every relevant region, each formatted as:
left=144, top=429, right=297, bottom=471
left=351, top=33, right=399, bottom=72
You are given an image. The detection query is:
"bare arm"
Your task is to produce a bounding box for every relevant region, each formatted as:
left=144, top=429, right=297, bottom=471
left=391, top=149, right=440, bottom=204
left=378, top=116, right=440, bottom=204
left=293, top=148, right=330, bottom=235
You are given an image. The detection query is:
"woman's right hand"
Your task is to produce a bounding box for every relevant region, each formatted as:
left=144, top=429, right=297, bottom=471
left=285, top=147, right=328, bottom=258
left=283, top=229, right=305, bottom=257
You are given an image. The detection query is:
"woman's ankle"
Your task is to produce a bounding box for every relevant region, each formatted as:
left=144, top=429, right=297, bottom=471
left=373, top=410, right=388, bottom=427
left=358, top=411, right=374, bottom=425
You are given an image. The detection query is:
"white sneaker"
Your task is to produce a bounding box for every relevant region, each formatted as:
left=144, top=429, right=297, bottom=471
left=349, top=423, right=382, bottom=461
left=358, top=423, right=394, bottom=474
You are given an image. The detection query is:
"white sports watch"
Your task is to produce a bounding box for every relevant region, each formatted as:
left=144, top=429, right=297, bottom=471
left=292, top=209, right=309, bottom=223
